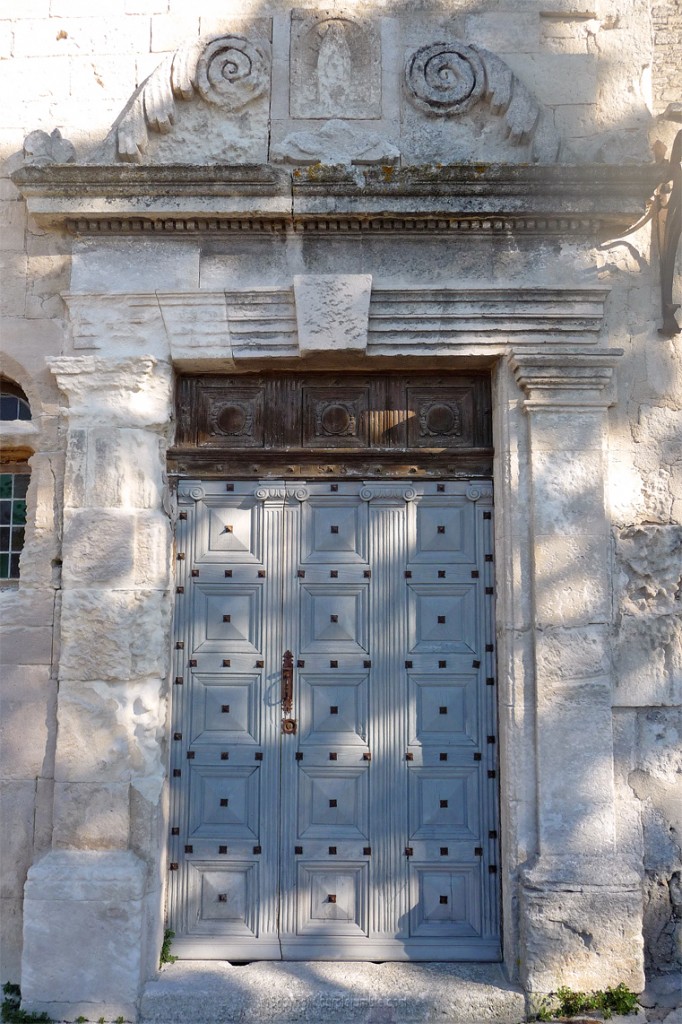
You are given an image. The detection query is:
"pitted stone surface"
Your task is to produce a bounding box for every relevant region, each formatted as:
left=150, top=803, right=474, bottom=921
left=140, top=960, right=526, bottom=1024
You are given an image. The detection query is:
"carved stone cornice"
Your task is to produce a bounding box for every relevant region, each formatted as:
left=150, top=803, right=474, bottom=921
left=11, top=163, right=661, bottom=235
left=511, top=351, right=623, bottom=409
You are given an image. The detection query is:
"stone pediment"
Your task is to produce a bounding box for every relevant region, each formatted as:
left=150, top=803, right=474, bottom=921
left=74, top=11, right=563, bottom=168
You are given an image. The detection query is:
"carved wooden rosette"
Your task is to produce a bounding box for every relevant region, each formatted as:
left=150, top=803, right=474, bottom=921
left=170, top=372, right=492, bottom=478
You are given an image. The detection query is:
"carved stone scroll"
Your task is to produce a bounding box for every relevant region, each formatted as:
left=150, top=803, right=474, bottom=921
left=404, top=40, right=559, bottom=161
left=117, top=34, right=270, bottom=163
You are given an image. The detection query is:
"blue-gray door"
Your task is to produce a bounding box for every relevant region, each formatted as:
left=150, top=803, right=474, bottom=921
left=169, top=479, right=500, bottom=960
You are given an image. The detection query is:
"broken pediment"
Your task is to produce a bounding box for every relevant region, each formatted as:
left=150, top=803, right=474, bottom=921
left=55, top=12, right=562, bottom=169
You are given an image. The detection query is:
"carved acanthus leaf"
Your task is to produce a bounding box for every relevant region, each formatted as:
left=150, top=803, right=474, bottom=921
left=21, top=128, right=76, bottom=167
left=117, top=34, right=270, bottom=163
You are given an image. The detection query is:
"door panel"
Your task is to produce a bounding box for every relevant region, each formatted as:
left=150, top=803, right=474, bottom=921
left=169, top=479, right=500, bottom=961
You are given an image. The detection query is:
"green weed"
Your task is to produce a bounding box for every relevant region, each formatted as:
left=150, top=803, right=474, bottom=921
left=1, top=984, right=51, bottom=1024
left=159, top=929, right=178, bottom=967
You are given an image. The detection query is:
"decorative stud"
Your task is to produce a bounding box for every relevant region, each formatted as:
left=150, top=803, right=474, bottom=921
left=363, top=752, right=372, bottom=761
left=225, top=525, right=233, bottom=533
left=437, top=484, right=445, bottom=492
left=474, top=752, right=482, bottom=761
left=189, top=659, right=197, bottom=667
left=330, top=614, right=338, bottom=623
left=489, top=865, right=498, bottom=874
left=483, top=511, right=492, bottom=520
left=405, top=847, right=413, bottom=857
left=223, top=659, right=231, bottom=667
left=330, top=570, right=338, bottom=578
left=171, top=827, right=180, bottom=836
left=175, top=676, right=184, bottom=686
left=329, top=846, right=337, bottom=855
left=330, top=660, right=338, bottom=668
left=329, top=752, right=338, bottom=761
left=440, top=895, right=448, bottom=905
left=440, top=752, right=448, bottom=761
left=364, top=660, right=372, bottom=668
left=297, top=570, right=305, bottom=578
left=485, top=554, right=493, bottom=562
left=488, top=770, right=497, bottom=778
left=173, top=732, right=182, bottom=741
left=169, top=863, right=178, bottom=871
left=485, top=587, right=494, bottom=595
left=473, top=660, right=481, bottom=668
left=488, top=735, right=496, bottom=744
left=176, top=641, right=184, bottom=650
left=475, top=847, right=483, bottom=856
left=184, top=845, right=193, bottom=854
left=331, top=484, right=338, bottom=492
left=221, top=752, right=229, bottom=760
left=364, top=570, right=371, bottom=578
left=218, top=894, right=227, bottom=903
left=437, top=525, right=445, bottom=534
left=328, top=894, right=337, bottom=903
left=486, top=677, right=495, bottom=686
left=295, top=846, right=303, bottom=855
left=255, top=752, right=263, bottom=761
left=471, top=570, right=479, bottom=579
left=226, top=484, right=234, bottom=492
left=440, top=847, right=448, bottom=856
left=489, top=830, right=498, bottom=839
left=256, top=660, right=264, bottom=668
left=176, top=586, right=185, bottom=594
left=179, top=511, right=188, bottom=520
left=191, top=569, right=199, bottom=577
left=258, top=570, right=266, bottom=578
left=405, top=752, right=414, bottom=761
left=405, top=660, right=413, bottom=669
left=253, top=845, right=262, bottom=854
left=330, top=706, right=338, bottom=715
left=486, top=643, right=494, bottom=652
left=405, top=570, right=412, bottom=578
left=177, top=552, right=186, bottom=561
left=440, top=799, right=448, bottom=808
left=438, top=615, right=446, bottom=623
left=296, top=752, right=303, bottom=761
left=223, top=614, right=231, bottom=622
left=330, top=525, right=339, bottom=534
left=173, top=769, right=181, bottom=777
left=329, top=799, right=337, bottom=808
left=363, top=847, right=372, bottom=856
left=297, top=659, right=305, bottom=668
left=438, top=570, right=446, bottom=578
left=439, top=660, right=447, bottom=668
left=220, top=798, right=229, bottom=807
left=219, top=845, right=228, bottom=854
left=186, top=751, right=195, bottom=760
left=439, top=706, right=448, bottom=715
left=225, top=570, right=232, bottom=577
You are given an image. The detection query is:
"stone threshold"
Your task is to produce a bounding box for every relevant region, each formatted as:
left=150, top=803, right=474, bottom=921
left=139, top=960, right=527, bottom=1024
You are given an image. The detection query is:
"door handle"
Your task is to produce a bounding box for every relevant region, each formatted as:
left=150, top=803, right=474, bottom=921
left=281, top=650, right=296, bottom=733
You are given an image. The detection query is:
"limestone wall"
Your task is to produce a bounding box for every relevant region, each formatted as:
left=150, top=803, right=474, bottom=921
left=0, top=0, right=681, bottom=1002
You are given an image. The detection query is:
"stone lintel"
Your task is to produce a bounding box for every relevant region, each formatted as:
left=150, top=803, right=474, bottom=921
left=11, top=163, right=660, bottom=233
left=294, top=274, right=372, bottom=354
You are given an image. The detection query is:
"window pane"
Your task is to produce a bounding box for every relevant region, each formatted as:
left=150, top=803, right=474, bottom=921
left=0, top=476, right=11, bottom=499
left=0, top=527, right=9, bottom=550
left=0, top=396, right=19, bottom=420
left=0, top=553, right=8, bottom=577
left=0, top=501, right=10, bottom=525
left=9, top=554, right=20, bottom=578
left=11, top=527, right=25, bottom=552
left=0, top=473, right=30, bottom=579
left=14, top=475, right=29, bottom=499
left=12, top=500, right=26, bottom=525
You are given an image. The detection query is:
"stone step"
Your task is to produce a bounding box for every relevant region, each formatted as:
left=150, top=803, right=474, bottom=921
left=140, top=961, right=527, bottom=1024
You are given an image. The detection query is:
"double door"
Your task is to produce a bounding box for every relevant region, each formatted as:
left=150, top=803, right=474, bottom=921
left=168, top=479, right=500, bottom=960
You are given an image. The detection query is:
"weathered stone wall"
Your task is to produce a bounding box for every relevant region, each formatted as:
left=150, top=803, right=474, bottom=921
left=0, top=0, right=681, bottom=1007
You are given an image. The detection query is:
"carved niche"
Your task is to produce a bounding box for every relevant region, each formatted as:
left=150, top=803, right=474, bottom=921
left=289, top=9, right=382, bottom=119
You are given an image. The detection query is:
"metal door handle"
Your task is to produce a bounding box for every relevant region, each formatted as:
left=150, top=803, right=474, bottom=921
left=281, top=650, right=294, bottom=717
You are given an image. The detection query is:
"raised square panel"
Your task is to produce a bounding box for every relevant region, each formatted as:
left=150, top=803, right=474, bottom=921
left=408, top=585, right=477, bottom=653
left=301, top=498, right=367, bottom=563
left=188, top=766, right=260, bottom=839
left=406, top=388, right=476, bottom=449
left=302, top=388, right=370, bottom=448
left=299, top=673, right=368, bottom=746
left=300, top=585, right=368, bottom=654
left=409, top=865, right=481, bottom=937
left=298, top=766, right=368, bottom=839
left=189, top=862, right=258, bottom=935
left=409, top=675, right=478, bottom=747
left=190, top=674, right=260, bottom=746
left=193, top=495, right=261, bottom=563
left=192, top=585, right=262, bottom=654
left=408, top=767, right=481, bottom=840
left=200, top=387, right=264, bottom=448
left=411, top=498, right=476, bottom=563
left=297, top=862, right=369, bottom=936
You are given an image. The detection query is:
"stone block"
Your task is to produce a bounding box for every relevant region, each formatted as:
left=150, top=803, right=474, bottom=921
left=0, top=587, right=56, bottom=629
left=613, top=613, right=678, bottom=707
left=13, top=15, right=150, bottom=57
left=503, top=52, right=599, bottom=106
left=150, top=13, right=199, bottom=52
left=0, top=898, right=23, bottom=983
left=0, top=781, right=36, bottom=898
left=64, top=428, right=167, bottom=510
left=294, top=274, right=372, bottom=354
left=520, top=873, right=644, bottom=993
left=59, top=589, right=171, bottom=683
left=0, top=253, right=27, bottom=317
left=21, top=850, right=146, bottom=1021
left=464, top=12, right=540, bottom=53
left=534, top=533, right=610, bottom=627
left=0, top=665, right=52, bottom=779
left=54, top=677, right=167, bottom=784
left=61, top=508, right=169, bottom=589
left=52, top=781, right=131, bottom=849
left=0, top=0, right=48, bottom=16
left=526, top=408, right=606, bottom=453
left=531, top=450, right=606, bottom=536
left=50, top=355, right=173, bottom=430
left=0, top=624, right=54, bottom=666
left=71, top=238, right=200, bottom=295
left=535, top=625, right=611, bottom=682
left=0, top=200, right=26, bottom=253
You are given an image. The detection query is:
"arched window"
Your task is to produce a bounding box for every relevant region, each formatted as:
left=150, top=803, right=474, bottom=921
left=0, top=378, right=32, bottom=581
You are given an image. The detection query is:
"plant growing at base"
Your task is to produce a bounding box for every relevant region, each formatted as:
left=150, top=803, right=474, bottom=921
left=159, top=929, right=178, bottom=966
left=533, top=983, right=639, bottom=1020
left=1, top=984, right=51, bottom=1024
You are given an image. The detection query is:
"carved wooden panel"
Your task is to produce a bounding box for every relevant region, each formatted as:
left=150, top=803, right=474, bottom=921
left=172, top=372, right=492, bottom=478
